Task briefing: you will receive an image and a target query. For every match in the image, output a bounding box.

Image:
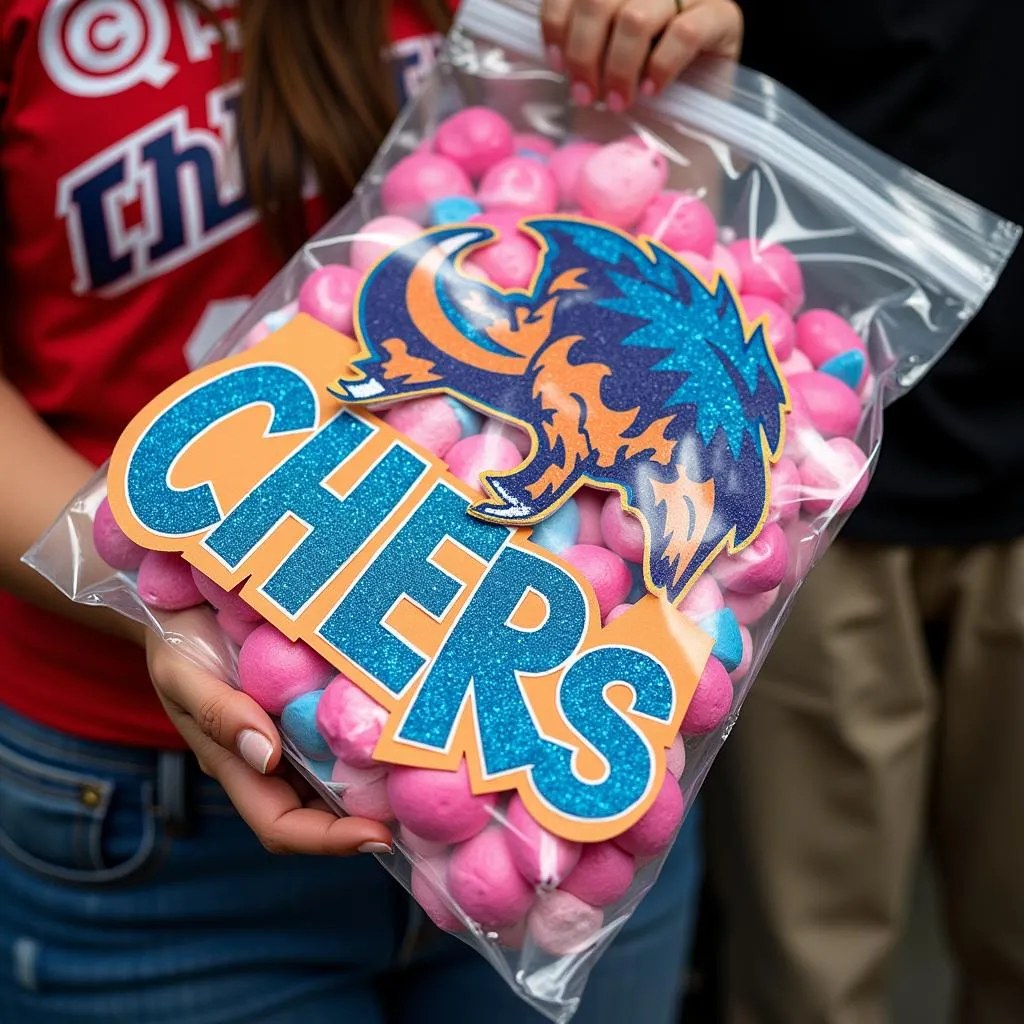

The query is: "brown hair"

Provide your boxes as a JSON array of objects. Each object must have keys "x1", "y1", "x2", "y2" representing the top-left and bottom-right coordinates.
[{"x1": 187, "y1": 0, "x2": 453, "y2": 254}]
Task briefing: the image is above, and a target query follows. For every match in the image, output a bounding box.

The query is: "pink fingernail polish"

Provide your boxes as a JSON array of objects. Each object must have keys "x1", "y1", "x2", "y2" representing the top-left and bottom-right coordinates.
[
  {"x1": 571, "y1": 81, "x2": 593, "y2": 107},
  {"x1": 546, "y1": 44, "x2": 563, "y2": 72},
  {"x1": 607, "y1": 90, "x2": 626, "y2": 113},
  {"x1": 641, "y1": 78, "x2": 657, "y2": 97},
  {"x1": 237, "y1": 729, "x2": 273, "y2": 774}
]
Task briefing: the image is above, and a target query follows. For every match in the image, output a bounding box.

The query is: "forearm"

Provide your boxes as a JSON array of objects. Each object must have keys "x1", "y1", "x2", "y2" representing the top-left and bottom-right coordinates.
[{"x1": 0, "y1": 376, "x2": 145, "y2": 644}]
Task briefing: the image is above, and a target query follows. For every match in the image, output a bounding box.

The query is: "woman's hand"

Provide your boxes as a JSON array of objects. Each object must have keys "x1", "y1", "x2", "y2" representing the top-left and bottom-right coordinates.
[
  {"x1": 147, "y1": 622, "x2": 393, "y2": 857},
  {"x1": 541, "y1": 0, "x2": 742, "y2": 109}
]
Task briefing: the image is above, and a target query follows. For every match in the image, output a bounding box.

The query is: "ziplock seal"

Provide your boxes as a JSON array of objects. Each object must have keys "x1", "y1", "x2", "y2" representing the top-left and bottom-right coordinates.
[{"x1": 454, "y1": 0, "x2": 1019, "y2": 313}]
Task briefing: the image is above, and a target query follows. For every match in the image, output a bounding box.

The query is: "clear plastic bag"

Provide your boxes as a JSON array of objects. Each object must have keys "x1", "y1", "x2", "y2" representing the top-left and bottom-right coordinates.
[{"x1": 24, "y1": 0, "x2": 1019, "y2": 1019}]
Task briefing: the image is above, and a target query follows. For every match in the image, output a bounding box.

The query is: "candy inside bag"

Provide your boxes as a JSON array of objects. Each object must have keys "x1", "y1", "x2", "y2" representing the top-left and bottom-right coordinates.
[{"x1": 26, "y1": 0, "x2": 1019, "y2": 1019}]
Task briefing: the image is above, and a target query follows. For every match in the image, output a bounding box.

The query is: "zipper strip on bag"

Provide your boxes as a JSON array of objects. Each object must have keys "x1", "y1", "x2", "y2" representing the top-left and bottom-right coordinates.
[{"x1": 454, "y1": 0, "x2": 1017, "y2": 312}]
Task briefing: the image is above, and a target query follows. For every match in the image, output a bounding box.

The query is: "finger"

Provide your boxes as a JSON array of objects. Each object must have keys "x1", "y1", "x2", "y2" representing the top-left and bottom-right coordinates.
[
  {"x1": 603, "y1": 0, "x2": 675, "y2": 109},
  {"x1": 540, "y1": 0, "x2": 574, "y2": 68},
  {"x1": 212, "y1": 747, "x2": 393, "y2": 856},
  {"x1": 147, "y1": 638, "x2": 281, "y2": 774},
  {"x1": 643, "y1": 1, "x2": 743, "y2": 94},
  {"x1": 564, "y1": 0, "x2": 623, "y2": 105}
]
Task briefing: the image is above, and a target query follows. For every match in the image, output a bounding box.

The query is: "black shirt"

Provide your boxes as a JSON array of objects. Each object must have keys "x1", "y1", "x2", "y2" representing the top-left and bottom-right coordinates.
[{"x1": 738, "y1": 0, "x2": 1024, "y2": 545}]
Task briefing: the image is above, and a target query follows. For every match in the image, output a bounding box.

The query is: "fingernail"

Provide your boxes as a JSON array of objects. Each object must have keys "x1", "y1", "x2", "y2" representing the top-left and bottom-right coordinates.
[
  {"x1": 640, "y1": 78, "x2": 657, "y2": 97},
  {"x1": 571, "y1": 81, "x2": 593, "y2": 107},
  {"x1": 546, "y1": 44, "x2": 563, "y2": 72},
  {"x1": 237, "y1": 729, "x2": 273, "y2": 774},
  {"x1": 358, "y1": 841, "x2": 394, "y2": 855},
  {"x1": 606, "y1": 90, "x2": 626, "y2": 113}
]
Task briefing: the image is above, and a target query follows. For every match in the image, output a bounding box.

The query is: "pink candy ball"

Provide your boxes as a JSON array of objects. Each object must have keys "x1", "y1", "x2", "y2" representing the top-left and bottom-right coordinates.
[
  {"x1": 298, "y1": 264, "x2": 362, "y2": 335},
  {"x1": 387, "y1": 762, "x2": 496, "y2": 844},
  {"x1": 713, "y1": 521, "x2": 788, "y2": 595},
  {"x1": 577, "y1": 138, "x2": 669, "y2": 228},
  {"x1": 726, "y1": 585, "x2": 780, "y2": 626},
  {"x1": 528, "y1": 891, "x2": 604, "y2": 956},
  {"x1": 574, "y1": 488, "x2": 605, "y2": 545},
  {"x1": 137, "y1": 551, "x2": 205, "y2": 611},
  {"x1": 399, "y1": 827, "x2": 449, "y2": 861},
  {"x1": 604, "y1": 603, "x2": 632, "y2": 624},
  {"x1": 479, "y1": 416, "x2": 531, "y2": 457},
  {"x1": 636, "y1": 191, "x2": 717, "y2": 258},
  {"x1": 350, "y1": 215, "x2": 423, "y2": 274},
  {"x1": 560, "y1": 544, "x2": 632, "y2": 621},
  {"x1": 444, "y1": 433, "x2": 523, "y2": 492},
  {"x1": 385, "y1": 395, "x2": 464, "y2": 458},
  {"x1": 666, "y1": 733, "x2": 686, "y2": 781},
  {"x1": 731, "y1": 626, "x2": 753, "y2": 681},
  {"x1": 711, "y1": 243, "x2": 743, "y2": 290},
  {"x1": 727, "y1": 240, "x2": 804, "y2": 315},
  {"x1": 599, "y1": 494, "x2": 645, "y2": 563},
  {"x1": 331, "y1": 759, "x2": 394, "y2": 822},
  {"x1": 467, "y1": 211, "x2": 541, "y2": 289},
  {"x1": 191, "y1": 567, "x2": 262, "y2": 623},
  {"x1": 549, "y1": 142, "x2": 600, "y2": 207},
  {"x1": 504, "y1": 794, "x2": 582, "y2": 888},
  {"x1": 434, "y1": 107, "x2": 515, "y2": 178},
  {"x1": 217, "y1": 606, "x2": 262, "y2": 647},
  {"x1": 799, "y1": 437, "x2": 870, "y2": 515},
  {"x1": 780, "y1": 348, "x2": 813, "y2": 378},
  {"x1": 238, "y1": 623, "x2": 334, "y2": 715},
  {"x1": 316, "y1": 674, "x2": 388, "y2": 768},
  {"x1": 562, "y1": 841, "x2": 635, "y2": 907},
  {"x1": 477, "y1": 157, "x2": 558, "y2": 216},
  {"x1": 741, "y1": 294, "x2": 796, "y2": 361},
  {"x1": 412, "y1": 863, "x2": 463, "y2": 932},
  {"x1": 681, "y1": 656, "x2": 734, "y2": 736},
  {"x1": 678, "y1": 573, "x2": 724, "y2": 622},
  {"x1": 768, "y1": 457, "x2": 802, "y2": 524},
  {"x1": 381, "y1": 152, "x2": 473, "y2": 219},
  {"x1": 781, "y1": 389, "x2": 822, "y2": 464},
  {"x1": 795, "y1": 309, "x2": 867, "y2": 373},
  {"x1": 93, "y1": 497, "x2": 145, "y2": 571},
  {"x1": 788, "y1": 372, "x2": 862, "y2": 439},
  {"x1": 448, "y1": 828, "x2": 536, "y2": 929},
  {"x1": 676, "y1": 251, "x2": 715, "y2": 282},
  {"x1": 514, "y1": 132, "x2": 557, "y2": 158},
  {"x1": 613, "y1": 771, "x2": 684, "y2": 857}
]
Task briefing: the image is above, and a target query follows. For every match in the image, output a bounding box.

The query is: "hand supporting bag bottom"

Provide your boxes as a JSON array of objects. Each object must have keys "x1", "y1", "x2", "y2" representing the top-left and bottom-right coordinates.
[{"x1": 25, "y1": 0, "x2": 1020, "y2": 1019}]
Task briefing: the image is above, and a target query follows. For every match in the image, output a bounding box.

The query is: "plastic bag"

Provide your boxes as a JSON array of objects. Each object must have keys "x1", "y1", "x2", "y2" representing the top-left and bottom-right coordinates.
[{"x1": 24, "y1": 0, "x2": 1019, "y2": 1018}]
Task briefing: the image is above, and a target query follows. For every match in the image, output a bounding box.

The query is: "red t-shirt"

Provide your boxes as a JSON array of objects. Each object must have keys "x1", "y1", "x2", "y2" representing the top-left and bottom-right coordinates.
[{"x1": 0, "y1": 0, "x2": 450, "y2": 748}]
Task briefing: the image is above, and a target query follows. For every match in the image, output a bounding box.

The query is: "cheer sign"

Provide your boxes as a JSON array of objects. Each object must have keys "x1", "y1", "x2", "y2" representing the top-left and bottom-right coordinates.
[{"x1": 108, "y1": 316, "x2": 710, "y2": 843}]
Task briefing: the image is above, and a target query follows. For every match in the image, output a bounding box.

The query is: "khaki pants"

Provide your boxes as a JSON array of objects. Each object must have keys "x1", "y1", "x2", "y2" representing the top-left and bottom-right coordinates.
[{"x1": 706, "y1": 539, "x2": 1024, "y2": 1024}]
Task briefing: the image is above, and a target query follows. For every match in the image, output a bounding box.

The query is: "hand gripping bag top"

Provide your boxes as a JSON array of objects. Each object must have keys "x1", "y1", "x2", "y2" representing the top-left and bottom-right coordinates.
[{"x1": 25, "y1": 0, "x2": 1020, "y2": 1018}]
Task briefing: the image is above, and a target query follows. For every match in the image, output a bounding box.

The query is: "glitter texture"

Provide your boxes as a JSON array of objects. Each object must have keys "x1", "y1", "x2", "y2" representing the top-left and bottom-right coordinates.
[
  {"x1": 318, "y1": 482, "x2": 508, "y2": 696},
  {"x1": 128, "y1": 365, "x2": 316, "y2": 536}
]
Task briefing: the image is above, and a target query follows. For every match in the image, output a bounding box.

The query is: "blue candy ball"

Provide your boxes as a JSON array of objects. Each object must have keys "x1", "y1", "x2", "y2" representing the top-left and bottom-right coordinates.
[
  {"x1": 529, "y1": 498, "x2": 581, "y2": 555},
  {"x1": 517, "y1": 149, "x2": 548, "y2": 163},
  {"x1": 429, "y1": 196, "x2": 484, "y2": 226},
  {"x1": 698, "y1": 607, "x2": 743, "y2": 673},
  {"x1": 281, "y1": 690, "x2": 333, "y2": 761},
  {"x1": 445, "y1": 396, "x2": 483, "y2": 438},
  {"x1": 819, "y1": 349, "x2": 867, "y2": 391}
]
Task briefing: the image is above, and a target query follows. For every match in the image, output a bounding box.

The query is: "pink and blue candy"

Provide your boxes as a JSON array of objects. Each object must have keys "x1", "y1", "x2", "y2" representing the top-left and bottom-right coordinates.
[
  {"x1": 381, "y1": 152, "x2": 473, "y2": 219},
  {"x1": 429, "y1": 196, "x2": 483, "y2": 226},
  {"x1": 529, "y1": 497, "x2": 580, "y2": 555},
  {"x1": 697, "y1": 606, "x2": 743, "y2": 673},
  {"x1": 281, "y1": 689, "x2": 333, "y2": 761},
  {"x1": 819, "y1": 349, "x2": 868, "y2": 391}
]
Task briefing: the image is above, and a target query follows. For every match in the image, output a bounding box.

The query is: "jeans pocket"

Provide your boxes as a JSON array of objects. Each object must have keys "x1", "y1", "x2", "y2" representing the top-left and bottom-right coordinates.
[{"x1": 0, "y1": 733, "x2": 159, "y2": 884}]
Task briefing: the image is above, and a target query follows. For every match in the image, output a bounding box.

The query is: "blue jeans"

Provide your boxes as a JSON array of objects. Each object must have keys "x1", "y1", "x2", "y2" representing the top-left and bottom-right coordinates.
[{"x1": 0, "y1": 704, "x2": 702, "y2": 1023}]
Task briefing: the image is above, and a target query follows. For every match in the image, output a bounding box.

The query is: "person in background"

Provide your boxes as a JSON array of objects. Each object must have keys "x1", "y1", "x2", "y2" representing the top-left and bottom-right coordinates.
[
  {"x1": 0, "y1": 0, "x2": 740, "y2": 1020},
  {"x1": 698, "y1": 2, "x2": 1024, "y2": 1022}
]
